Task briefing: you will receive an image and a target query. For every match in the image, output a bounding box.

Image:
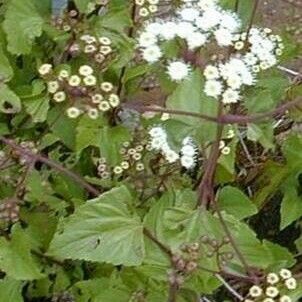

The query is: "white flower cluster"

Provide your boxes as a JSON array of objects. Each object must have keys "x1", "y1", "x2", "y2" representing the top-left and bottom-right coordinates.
[
  {"x1": 137, "y1": 0, "x2": 241, "y2": 81},
  {"x1": 135, "y1": 0, "x2": 159, "y2": 18},
  {"x1": 180, "y1": 137, "x2": 198, "y2": 169},
  {"x1": 204, "y1": 28, "x2": 283, "y2": 104},
  {"x1": 148, "y1": 127, "x2": 198, "y2": 169},
  {"x1": 38, "y1": 64, "x2": 119, "y2": 119},
  {"x1": 137, "y1": 0, "x2": 283, "y2": 100},
  {"x1": 245, "y1": 269, "x2": 297, "y2": 302}
]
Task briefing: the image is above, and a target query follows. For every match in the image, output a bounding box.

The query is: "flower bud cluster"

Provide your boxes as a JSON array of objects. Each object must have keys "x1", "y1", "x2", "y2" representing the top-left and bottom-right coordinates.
[
  {"x1": 97, "y1": 141, "x2": 146, "y2": 179},
  {"x1": 51, "y1": 9, "x2": 79, "y2": 33},
  {"x1": 0, "y1": 197, "x2": 20, "y2": 224},
  {"x1": 135, "y1": 0, "x2": 159, "y2": 18},
  {"x1": 38, "y1": 64, "x2": 119, "y2": 119},
  {"x1": 246, "y1": 269, "x2": 298, "y2": 302},
  {"x1": 73, "y1": 34, "x2": 114, "y2": 66}
]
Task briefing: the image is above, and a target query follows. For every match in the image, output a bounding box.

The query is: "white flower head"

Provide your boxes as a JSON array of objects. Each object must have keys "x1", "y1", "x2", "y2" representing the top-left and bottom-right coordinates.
[
  {"x1": 164, "y1": 149, "x2": 180, "y2": 163},
  {"x1": 204, "y1": 65, "x2": 220, "y2": 80},
  {"x1": 138, "y1": 32, "x2": 157, "y2": 48},
  {"x1": 249, "y1": 285, "x2": 263, "y2": 297},
  {"x1": 167, "y1": 61, "x2": 191, "y2": 82},
  {"x1": 149, "y1": 126, "x2": 167, "y2": 138},
  {"x1": 181, "y1": 155, "x2": 195, "y2": 169},
  {"x1": 266, "y1": 273, "x2": 279, "y2": 285},
  {"x1": 160, "y1": 21, "x2": 177, "y2": 40},
  {"x1": 108, "y1": 94, "x2": 120, "y2": 107},
  {"x1": 178, "y1": 7, "x2": 200, "y2": 22},
  {"x1": 142, "y1": 45, "x2": 162, "y2": 63},
  {"x1": 68, "y1": 75, "x2": 81, "y2": 87},
  {"x1": 53, "y1": 91, "x2": 66, "y2": 103},
  {"x1": 285, "y1": 277, "x2": 297, "y2": 290},
  {"x1": 47, "y1": 81, "x2": 59, "y2": 94},
  {"x1": 181, "y1": 145, "x2": 196, "y2": 157},
  {"x1": 221, "y1": 146, "x2": 231, "y2": 155},
  {"x1": 265, "y1": 286, "x2": 279, "y2": 298},
  {"x1": 222, "y1": 89, "x2": 240, "y2": 104},
  {"x1": 67, "y1": 107, "x2": 81, "y2": 118},
  {"x1": 204, "y1": 80, "x2": 223, "y2": 98},
  {"x1": 280, "y1": 295, "x2": 292, "y2": 302},
  {"x1": 279, "y1": 269, "x2": 292, "y2": 280},
  {"x1": 83, "y1": 75, "x2": 97, "y2": 86},
  {"x1": 79, "y1": 65, "x2": 94, "y2": 76},
  {"x1": 186, "y1": 32, "x2": 207, "y2": 50},
  {"x1": 39, "y1": 64, "x2": 52, "y2": 75}
]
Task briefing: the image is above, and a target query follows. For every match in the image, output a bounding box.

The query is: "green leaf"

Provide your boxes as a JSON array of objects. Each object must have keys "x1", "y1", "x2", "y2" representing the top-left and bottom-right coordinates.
[
  {"x1": 24, "y1": 96, "x2": 49, "y2": 123},
  {"x1": 218, "y1": 186, "x2": 258, "y2": 220},
  {"x1": 247, "y1": 123, "x2": 274, "y2": 150},
  {"x1": 280, "y1": 186, "x2": 302, "y2": 230},
  {"x1": 48, "y1": 186, "x2": 145, "y2": 266},
  {"x1": 0, "y1": 45, "x2": 13, "y2": 82},
  {"x1": 99, "y1": 126, "x2": 131, "y2": 166},
  {"x1": 283, "y1": 134, "x2": 302, "y2": 168},
  {"x1": 3, "y1": 0, "x2": 43, "y2": 55},
  {"x1": 76, "y1": 116, "x2": 104, "y2": 154},
  {"x1": 0, "y1": 83, "x2": 21, "y2": 113},
  {"x1": 0, "y1": 224, "x2": 44, "y2": 280},
  {"x1": 0, "y1": 278, "x2": 24, "y2": 302}
]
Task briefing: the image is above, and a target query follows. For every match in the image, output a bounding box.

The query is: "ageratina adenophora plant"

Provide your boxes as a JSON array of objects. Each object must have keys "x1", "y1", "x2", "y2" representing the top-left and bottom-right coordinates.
[{"x1": 0, "y1": 0, "x2": 301, "y2": 301}]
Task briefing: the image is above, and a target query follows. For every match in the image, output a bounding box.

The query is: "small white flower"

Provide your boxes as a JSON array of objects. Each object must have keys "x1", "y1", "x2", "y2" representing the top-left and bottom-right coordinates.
[
  {"x1": 234, "y1": 41, "x2": 245, "y2": 50},
  {"x1": 121, "y1": 161, "x2": 130, "y2": 169},
  {"x1": 99, "y1": 36, "x2": 111, "y2": 45},
  {"x1": 150, "y1": 137, "x2": 166, "y2": 150},
  {"x1": 58, "y1": 69, "x2": 69, "y2": 79},
  {"x1": 226, "y1": 129, "x2": 235, "y2": 139},
  {"x1": 164, "y1": 149, "x2": 179, "y2": 163},
  {"x1": 265, "y1": 286, "x2": 279, "y2": 298},
  {"x1": 139, "y1": 7, "x2": 149, "y2": 17},
  {"x1": 38, "y1": 64, "x2": 52, "y2": 75},
  {"x1": 176, "y1": 22, "x2": 195, "y2": 39},
  {"x1": 222, "y1": 89, "x2": 240, "y2": 104},
  {"x1": 219, "y1": 140, "x2": 226, "y2": 149},
  {"x1": 220, "y1": 12, "x2": 240, "y2": 32},
  {"x1": 161, "y1": 113, "x2": 170, "y2": 121},
  {"x1": 266, "y1": 273, "x2": 279, "y2": 285},
  {"x1": 100, "y1": 45, "x2": 112, "y2": 55},
  {"x1": 149, "y1": 127, "x2": 166, "y2": 138},
  {"x1": 83, "y1": 75, "x2": 97, "y2": 86},
  {"x1": 204, "y1": 65, "x2": 220, "y2": 80},
  {"x1": 181, "y1": 155, "x2": 195, "y2": 169},
  {"x1": 87, "y1": 108, "x2": 99, "y2": 119},
  {"x1": 135, "y1": 0, "x2": 144, "y2": 5},
  {"x1": 138, "y1": 32, "x2": 157, "y2": 47},
  {"x1": 68, "y1": 75, "x2": 81, "y2": 87},
  {"x1": 92, "y1": 94, "x2": 103, "y2": 103},
  {"x1": 280, "y1": 295, "x2": 292, "y2": 302},
  {"x1": 142, "y1": 45, "x2": 162, "y2": 63},
  {"x1": 279, "y1": 269, "x2": 292, "y2": 279},
  {"x1": 178, "y1": 7, "x2": 200, "y2": 22},
  {"x1": 221, "y1": 146, "x2": 231, "y2": 155},
  {"x1": 113, "y1": 166, "x2": 123, "y2": 175},
  {"x1": 101, "y1": 82, "x2": 113, "y2": 92},
  {"x1": 249, "y1": 285, "x2": 263, "y2": 297},
  {"x1": 108, "y1": 94, "x2": 120, "y2": 107},
  {"x1": 227, "y1": 74, "x2": 243, "y2": 90},
  {"x1": 186, "y1": 32, "x2": 207, "y2": 50},
  {"x1": 84, "y1": 44, "x2": 97, "y2": 53},
  {"x1": 148, "y1": 0, "x2": 159, "y2": 4},
  {"x1": 167, "y1": 61, "x2": 190, "y2": 82},
  {"x1": 204, "y1": 80, "x2": 223, "y2": 98},
  {"x1": 215, "y1": 28, "x2": 234, "y2": 46},
  {"x1": 160, "y1": 21, "x2": 177, "y2": 40},
  {"x1": 145, "y1": 22, "x2": 162, "y2": 36},
  {"x1": 53, "y1": 91, "x2": 66, "y2": 103},
  {"x1": 79, "y1": 65, "x2": 94, "y2": 76},
  {"x1": 136, "y1": 163, "x2": 145, "y2": 171},
  {"x1": 197, "y1": 0, "x2": 218, "y2": 11},
  {"x1": 148, "y1": 4, "x2": 158, "y2": 13},
  {"x1": 263, "y1": 299, "x2": 274, "y2": 302},
  {"x1": 66, "y1": 107, "x2": 81, "y2": 118},
  {"x1": 98, "y1": 101, "x2": 111, "y2": 112},
  {"x1": 285, "y1": 277, "x2": 297, "y2": 290},
  {"x1": 181, "y1": 145, "x2": 196, "y2": 157},
  {"x1": 47, "y1": 81, "x2": 59, "y2": 93}
]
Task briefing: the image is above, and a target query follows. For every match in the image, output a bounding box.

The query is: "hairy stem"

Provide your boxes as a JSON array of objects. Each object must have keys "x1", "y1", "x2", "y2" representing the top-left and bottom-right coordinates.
[{"x1": 0, "y1": 137, "x2": 101, "y2": 197}]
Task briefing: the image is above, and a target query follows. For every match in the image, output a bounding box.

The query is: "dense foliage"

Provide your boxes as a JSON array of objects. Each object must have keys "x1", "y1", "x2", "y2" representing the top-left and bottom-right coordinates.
[{"x1": 0, "y1": 0, "x2": 301, "y2": 301}]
